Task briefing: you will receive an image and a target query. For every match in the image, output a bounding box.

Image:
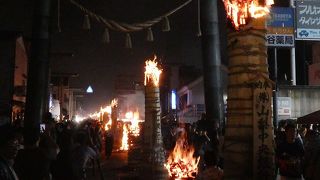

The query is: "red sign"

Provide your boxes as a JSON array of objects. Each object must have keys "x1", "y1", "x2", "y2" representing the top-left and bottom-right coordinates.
[{"x1": 309, "y1": 63, "x2": 320, "y2": 85}]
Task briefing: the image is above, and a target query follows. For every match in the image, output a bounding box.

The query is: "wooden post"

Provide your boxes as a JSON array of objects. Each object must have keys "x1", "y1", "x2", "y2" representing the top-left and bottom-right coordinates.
[
  {"x1": 144, "y1": 83, "x2": 165, "y2": 165},
  {"x1": 224, "y1": 17, "x2": 275, "y2": 179}
]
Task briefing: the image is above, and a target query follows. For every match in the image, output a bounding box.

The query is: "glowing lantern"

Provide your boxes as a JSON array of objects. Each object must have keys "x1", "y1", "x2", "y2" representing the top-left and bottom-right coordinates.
[
  {"x1": 144, "y1": 56, "x2": 162, "y2": 87},
  {"x1": 223, "y1": 0, "x2": 274, "y2": 29},
  {"x1": 164, "y1": 133, "x2": 200, "y2": 179}
]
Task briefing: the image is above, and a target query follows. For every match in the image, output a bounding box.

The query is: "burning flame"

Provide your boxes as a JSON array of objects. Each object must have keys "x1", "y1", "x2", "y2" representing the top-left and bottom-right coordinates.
[
  {"x1": 101, "y1": 105, "x2": 112, "y2": 114},
  {"x1": 224, "y1": 0, "x2": 274, "y2": 29},
  {"x1": 104, "y1": 119, "x2": 112, "y2": 131},
  {"x1": 164, "y1": 133, "x2": 200, "y2": 179},
  {"x1": 120, "y1": 124, "x2": 129, "y2": 151},
  {"x1": 144, "y1": 55, "x2": 162, "y2": 87},
  {"x1": 122, "y1": 110, "x2": 141, "y2": 136},
  {"x1": 111, "y1": 98, "x2": 118, "y2": 108}
]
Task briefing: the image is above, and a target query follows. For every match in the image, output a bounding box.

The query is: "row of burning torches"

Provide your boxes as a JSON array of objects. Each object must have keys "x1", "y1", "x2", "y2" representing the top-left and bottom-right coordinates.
[
  {"x1": 87, "y1": 0, "x2": 275, "y2": 173},
  {"x1": 84, "y1": 57, "x2": 200, "y2": 179}
]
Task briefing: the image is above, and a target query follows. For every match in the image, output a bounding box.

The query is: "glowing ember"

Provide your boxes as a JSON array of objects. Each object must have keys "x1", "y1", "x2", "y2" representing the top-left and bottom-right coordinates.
[
  {"x1": 144, "y1": 55, "x2": 162, "y2": 87},
  {"x1": 224, "y1": 0, "x2": 274, "y2": 29},
  {"x1": 164, "y1": 133, "x2": 200, "y2": 179},
  {"x1": 120, "y1": 124, "x2": 129, "y2": 151}
]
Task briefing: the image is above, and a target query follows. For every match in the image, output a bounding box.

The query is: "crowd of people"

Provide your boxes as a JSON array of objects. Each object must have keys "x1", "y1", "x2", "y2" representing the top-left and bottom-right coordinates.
[
  {"x1": 1, "y1": 112, "x2": 320, "y2": 180},
  {"x1": 0, "y1": 114, "x2": 106, "y2": 180},
  {"x1": 162, "y1": 116, "x2": 320, "y2": 180},
  {"x1": 275, "y1": 120, "x2": 320, "y2": 180}
]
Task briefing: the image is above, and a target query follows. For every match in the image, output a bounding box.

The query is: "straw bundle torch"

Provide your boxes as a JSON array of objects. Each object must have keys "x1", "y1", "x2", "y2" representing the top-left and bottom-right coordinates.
[
  {"x1": 144, "y1": 56, "x2": 165, "y2": 165},
  {"x1": 223, "y1": 0, "x2": 275, "y2": 179}
]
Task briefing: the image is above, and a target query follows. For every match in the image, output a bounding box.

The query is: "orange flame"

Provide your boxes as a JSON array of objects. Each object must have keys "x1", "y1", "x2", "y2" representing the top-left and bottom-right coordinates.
[
  {"x1": 164, "y1": 133, "x2": 200, "y2": 179},
  {"x1": 123, "y1": 110, "x2": 141, "y2": 136},
  {"x1": 104, "y1": 119, "x2": 112, "y2": 131},
  {"x1": 144, "y1": 55, "x2": 162, "y2": 87},
  {"x1": 89, "y1": 105, "x2": 112, "y2": 120},
  {"x1": 120, "y1": 124, "x2": 129, "y2": 151},
  {"x1": 224, "y1": 0, "x2": 274, "y2": 29},
  {"x1": 111, "y1": 98, "x2": 118, "y2": 108}
]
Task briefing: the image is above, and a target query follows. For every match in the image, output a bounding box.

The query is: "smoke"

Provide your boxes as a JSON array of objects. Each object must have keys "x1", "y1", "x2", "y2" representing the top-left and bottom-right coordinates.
[{"x1": 118, "y1": 90, "x2": 145, "y2": 120}]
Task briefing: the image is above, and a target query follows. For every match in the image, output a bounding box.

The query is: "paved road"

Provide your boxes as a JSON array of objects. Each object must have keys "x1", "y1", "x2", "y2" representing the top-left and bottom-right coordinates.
[
  {"x1": 87, "y1": 151, "x2": 138, "y2": 180},
  {"x1": 87, "y1": 149, "x2": 169, "y2": 180}
]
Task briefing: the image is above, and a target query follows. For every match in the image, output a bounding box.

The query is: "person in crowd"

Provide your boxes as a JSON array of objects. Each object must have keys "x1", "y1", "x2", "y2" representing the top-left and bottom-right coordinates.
[
  {"x1": 197, "y1": 150, "x2": 223, "y2": 180},
  {"x1": 303, "y1": 129, "x2": 320, "y2": 180},
  {"x1": 276, "y1": 123, "x2": 304, "y2": 180},
  {"x1": 51, "y1": 128, "x2": 75, "y2": 180},
  {"x1": 0, "y1": 125, "x2": 20, "y2": 180},
  {"x1": 71, "y1": 131, "x2": 97, "y2": 180},
  {"x1": 14, "y1": 130, "x2": 51, "y2": 180},
  {"x1": 105, "y1": 129, "x2": 114, "y2": 159}
]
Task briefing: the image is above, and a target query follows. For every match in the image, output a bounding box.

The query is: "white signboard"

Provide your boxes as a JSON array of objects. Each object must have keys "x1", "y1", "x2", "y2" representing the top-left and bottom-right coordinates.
[
  {"x1": 277, "y1": 97, "x2": 291, "y2": 116},
  {"x1": 266, "y1": 34, "x2": 294, "y2": 47},
  {"x1": 296, "y1": 0, "x2": 320, "y2": 40}
]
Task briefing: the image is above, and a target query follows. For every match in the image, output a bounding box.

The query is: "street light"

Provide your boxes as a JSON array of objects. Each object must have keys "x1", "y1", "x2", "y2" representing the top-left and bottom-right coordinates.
[{"x1": 86, "y1": 85, "x2": 93, "y2": 93}]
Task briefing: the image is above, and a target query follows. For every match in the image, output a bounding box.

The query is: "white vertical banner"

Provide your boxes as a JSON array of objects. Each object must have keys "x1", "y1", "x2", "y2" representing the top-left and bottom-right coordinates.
[{"x1": 252, "y1": 77, "x2": 275, "y2": 179}]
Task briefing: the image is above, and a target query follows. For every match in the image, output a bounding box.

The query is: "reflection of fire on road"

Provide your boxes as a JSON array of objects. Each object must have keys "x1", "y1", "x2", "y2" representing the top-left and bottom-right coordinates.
[
  {"x1": 120, "y1": 124, "x2": 129, "y2": 151},
  {"x1": 164, "y1": 133, "x2": 200, "y2": 179}
]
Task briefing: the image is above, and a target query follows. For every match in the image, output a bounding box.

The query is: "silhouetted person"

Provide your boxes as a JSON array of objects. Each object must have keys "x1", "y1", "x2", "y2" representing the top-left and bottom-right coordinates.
[
  {"x1": 197, "y1": 150, "x2": 223, "y2": 180},
  {"x1": 276, "y1": 123, "x2": 304, "y2": 179},
  {"x1": 14, "y1": 130, "x2": 51, "y2": 180},
  {"x1": 0, "y1": 125, "x2": 20, "y2": 180},
  {"x1": 52, "y1": 129, "x2": 75, "y2": 180},
  {"x1": 71, "y1": 131, "x2": 97, "y2": 180},
  {"x1": 105, "y1": 130, "x2": 114, "y2": 159}
]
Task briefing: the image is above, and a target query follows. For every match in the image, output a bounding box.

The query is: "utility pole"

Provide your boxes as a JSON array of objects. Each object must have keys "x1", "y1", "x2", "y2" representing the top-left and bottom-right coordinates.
[
  {"x1": 24, "y1": 0, "x2": 51, "y2": 144},
  {"x1": 200, "y1": 0, "x2": 223, "y2": 165},
  {"x1": 0, "y1": 31, "x2": 18, "y2": 126}
]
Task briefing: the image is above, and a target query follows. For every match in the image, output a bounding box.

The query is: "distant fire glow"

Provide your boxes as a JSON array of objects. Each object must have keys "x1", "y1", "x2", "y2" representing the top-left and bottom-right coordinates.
[
  {"x1": 111, "y1": 98, "x2": 118, "y2": 108},
  {"x1": 223, "y1": 0, "x2": 274, "y2": 29},
  {"x1": 122, "y1": 110, "x2": 142, "y2": 137},
  {"x1": 164, "y1": 133, "x2": 200, "y2": 179},
  {"x1": 144, "y1": 56, "x2": 162, "y2": 87},
  {"x1": 75, "y1": 115, "x2": 85, "y2": 123},
  {"x1": 104, "y1": 119, "x2": 112, "y2": 131},
  {"x1": 120, "y1": 124, "x2": 129, "y2": 151}
]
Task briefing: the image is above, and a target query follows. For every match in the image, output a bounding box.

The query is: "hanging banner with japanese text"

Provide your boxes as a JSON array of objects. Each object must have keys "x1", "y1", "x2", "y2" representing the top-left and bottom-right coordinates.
[
  {"x1": 296, "y1": 0, "x2": 320, "y2": 40},
  {"x1": 266, "y1": 7, "x2": 294, "y2": 47},
  {"x1": 252, "y1": 77, "x2": 275, "y2": 179}
]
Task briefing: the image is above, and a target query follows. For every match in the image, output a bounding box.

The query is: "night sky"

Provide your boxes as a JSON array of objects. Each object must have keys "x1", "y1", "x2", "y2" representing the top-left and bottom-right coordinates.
[
  {"x1": 1, "y1": 0, "x2": 299, "y2": 113},
  {"x1": 1, "y1": 0, "x2": 203, "y2": 112}
]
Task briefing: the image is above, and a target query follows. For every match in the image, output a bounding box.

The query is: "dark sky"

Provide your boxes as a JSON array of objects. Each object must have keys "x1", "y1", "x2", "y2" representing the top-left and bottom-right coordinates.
[
  {"x1": 1, "y1": 0, "x2": 296, "y2": 113},
  {"x1": 1, "y1": 0, "x2": 203, "y2": 112}
]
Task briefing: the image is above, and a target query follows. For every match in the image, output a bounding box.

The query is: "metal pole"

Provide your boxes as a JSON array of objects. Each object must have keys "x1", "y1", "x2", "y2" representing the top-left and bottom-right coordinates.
[
  {"x1": 291, "y1": 48, "x2": 296, "y2": 85},
  {"x1": 200, "y1": 0, "x2": 223, "y2": 165},
  {"x1": 290, "y1": 0, "x2": 296, "y2": 85},
  {"x1": 273, "y1": 48, "x2": 278, "y2": 129},
  {"x1": 24, "y1": 0, "x2": 51, "y2": 145},
  {"x1": 0, "y1": 32, "x2": 17, "y2": 126}
]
